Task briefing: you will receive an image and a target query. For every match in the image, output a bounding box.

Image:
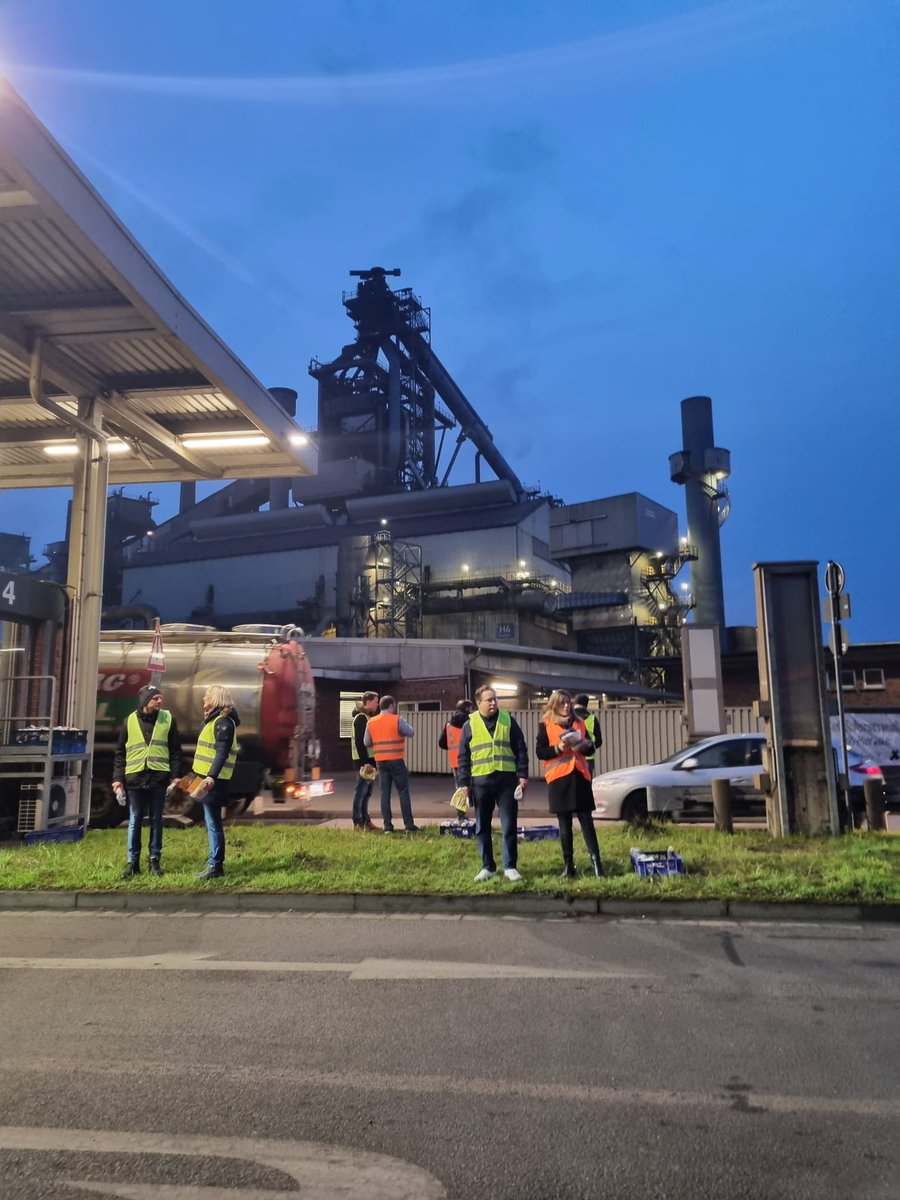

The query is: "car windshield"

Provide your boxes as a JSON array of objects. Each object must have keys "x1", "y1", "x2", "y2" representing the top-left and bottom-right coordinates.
[{"x1": 656, "y1": 747, "x2": 694, "y2": 765}]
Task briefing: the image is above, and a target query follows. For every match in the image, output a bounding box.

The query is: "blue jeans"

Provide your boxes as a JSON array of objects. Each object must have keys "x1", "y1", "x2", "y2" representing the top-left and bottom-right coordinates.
[
  {"x1": 126, "y1": 784, "x2": 166, "y2": 863},
  {"x1": 472, "y1": 773, "x2": 519, "y2": 871},
  {"x1": 351, "y1": 773, "x2": 373, "y2": 825},
  {"x1": 202, "y1": 778, "x2": 229, "y2": 867},
  {"x1": 378, "y1": 760, "x2": 415, "y2": 830}
]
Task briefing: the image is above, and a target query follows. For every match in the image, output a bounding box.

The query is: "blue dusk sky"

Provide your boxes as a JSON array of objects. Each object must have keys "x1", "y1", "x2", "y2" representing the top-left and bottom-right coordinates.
[{"x1": 0, "y1": 0, "x2": 897, "y2": 640}]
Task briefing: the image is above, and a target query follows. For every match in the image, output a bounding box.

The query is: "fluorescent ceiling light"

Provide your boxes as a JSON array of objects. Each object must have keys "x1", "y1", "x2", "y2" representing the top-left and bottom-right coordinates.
[
  {"x1": 43, "y1": 439, "x2": 131, "y2": 457},
  {"x1": 0, "y1": 188, "x2": 36, "y2": 208},
  {"x1": 289, "y1": 432, "x2": 309, "y2": 446},
  {"x1": 490, "y1": 680, "x2": 519, "y2": 694},
  {"x1": 181, "y1": 434, "x2": 270, "y2": 450}
]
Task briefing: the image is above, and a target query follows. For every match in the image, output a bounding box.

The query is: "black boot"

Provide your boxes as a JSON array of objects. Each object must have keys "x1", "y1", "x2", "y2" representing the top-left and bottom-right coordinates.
[
  {"x1": 196, "y1": 865, "x2": 224, "y2": 880},
  {"x1": 120, "y1": 862, "x2": 140, "y2": 880},
  {"x1": 149, "y1": 858, "x2": 162, "y2": 877},
  {"x1": 560, "y1": 859, "x2": 577, "y2": 880},
  {"x1": 590, "y1": 854, "x2": 603, "y2": 878}
]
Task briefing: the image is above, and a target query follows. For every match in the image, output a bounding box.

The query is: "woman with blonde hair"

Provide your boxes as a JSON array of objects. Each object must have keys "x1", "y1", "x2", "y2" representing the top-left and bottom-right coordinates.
[
  {"x1": 535, "y1": 690, "x2": 602, "y2": 879},
  {"x1": 191, "y1": 684, "x2": 240, "y2": 879}
]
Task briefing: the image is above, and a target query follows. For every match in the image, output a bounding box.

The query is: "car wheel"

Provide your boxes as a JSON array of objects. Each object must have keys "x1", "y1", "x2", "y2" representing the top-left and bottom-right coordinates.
[{"x1": 621, "y1": 789, "x2": 649, "y2": 826}]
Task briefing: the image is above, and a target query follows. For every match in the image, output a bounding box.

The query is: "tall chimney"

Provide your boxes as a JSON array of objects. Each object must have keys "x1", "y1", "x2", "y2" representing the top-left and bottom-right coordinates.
[{"x1": 669, "y1": 396, "x2": 730, "y2": 649}]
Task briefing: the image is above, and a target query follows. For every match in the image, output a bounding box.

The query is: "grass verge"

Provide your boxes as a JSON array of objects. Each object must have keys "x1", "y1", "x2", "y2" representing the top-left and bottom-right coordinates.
[{"x1": 0, "y1": 823, "x2": 897, "y2": 903}]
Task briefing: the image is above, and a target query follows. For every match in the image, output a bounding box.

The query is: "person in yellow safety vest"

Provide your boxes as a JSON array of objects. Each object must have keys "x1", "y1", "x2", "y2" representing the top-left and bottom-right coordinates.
[
  {"x1": 364, "y1": 694, "x2": 419, "y2": 833},
  {"x1": 438, "y1": 699, "x2": 476, "y2": 786},
  {"x1": 456, "y1": 685, "x2": 530, "y2": 883},
  {"x1": 573, "y1": 694, "x2": 603, "y2": 776},
  {"x1": 536, "y1": 690, "x2": 603, "y2": 879},
  {"x1": 351, "y1": 690, "x2": 380, "y2": 831},
  {"x1": 112, "y1": 684, "x2": 184, "y2": 879},
  {"x1": 191, "y1": 684, "x2": 240, "y2": 879}
]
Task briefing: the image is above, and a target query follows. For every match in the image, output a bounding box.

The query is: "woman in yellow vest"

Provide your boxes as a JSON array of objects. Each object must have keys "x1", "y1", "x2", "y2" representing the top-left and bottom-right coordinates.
[
  {"x1": 192, "y1": 684, "x2": 240, "y2": 879},
  {"x1": 535, "y1": 690, "x2": 603, "y2": 879}
]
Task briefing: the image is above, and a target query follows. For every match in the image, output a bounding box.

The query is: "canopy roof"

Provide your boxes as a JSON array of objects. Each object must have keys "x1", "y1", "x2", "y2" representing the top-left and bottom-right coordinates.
[{"x1": 0, "y1": 81, "x2": 316, "y2": 487}]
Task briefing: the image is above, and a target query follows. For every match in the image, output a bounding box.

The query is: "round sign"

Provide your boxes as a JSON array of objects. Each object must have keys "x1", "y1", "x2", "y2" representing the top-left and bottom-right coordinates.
[{"x1": 824, "y1": 560, "x2": 844, "y2": 594}]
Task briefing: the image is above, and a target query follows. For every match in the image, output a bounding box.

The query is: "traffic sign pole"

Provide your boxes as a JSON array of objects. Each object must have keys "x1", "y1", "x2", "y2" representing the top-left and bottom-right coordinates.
[{"x1": 824, "y1": 561, "x2": 852, "y2": 830}]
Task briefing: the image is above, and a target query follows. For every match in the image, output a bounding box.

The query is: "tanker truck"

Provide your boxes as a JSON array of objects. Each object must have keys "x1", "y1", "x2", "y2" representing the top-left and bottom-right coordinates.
[{"x1": 90, "y1": 623, "x2": 331, "y2": 827}]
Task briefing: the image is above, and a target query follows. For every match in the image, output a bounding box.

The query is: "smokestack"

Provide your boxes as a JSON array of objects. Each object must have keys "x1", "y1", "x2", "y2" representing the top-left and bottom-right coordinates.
[
  {"x1": 669, "y1": 396, "x2": 730, "y2": 649},
  {"x1": 267, "y1": 387, "x2": 299, "y2": 509}
]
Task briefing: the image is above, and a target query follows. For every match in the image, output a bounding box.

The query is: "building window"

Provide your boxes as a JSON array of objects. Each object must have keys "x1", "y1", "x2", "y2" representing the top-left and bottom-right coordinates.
[
  {"x1": 862, "y1": 668, "x2": 886, "y2": 691},
  {"x1": 840, "y1": 669, "x2": 856, "y2": 691},
  {"x1": 339, "y1": 691, "x2": 359, "y2": 738}
]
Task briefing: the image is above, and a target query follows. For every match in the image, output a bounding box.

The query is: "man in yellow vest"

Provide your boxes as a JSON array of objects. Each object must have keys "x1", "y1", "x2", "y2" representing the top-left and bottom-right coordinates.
[
  {"x1": 364, "y1": 694, "x2": 419, "y2": 833},
  {"x1": 457, "y1": 685, "x2": 529, "y2": 882},
  {"x1": 112, "y1": 684, "x2": 184, "y2": 879},
  {"x1": 573, "y1": 694, "x2": 603, "y2": 776}
]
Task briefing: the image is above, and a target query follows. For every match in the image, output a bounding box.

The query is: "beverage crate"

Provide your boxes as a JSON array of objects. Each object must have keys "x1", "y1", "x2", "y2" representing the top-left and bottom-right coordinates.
[
  {"x1": 11, "y1": 727, "x2": 87, "y2": 753},
  {"x1": 24, "y1": 820, "x2": 86, "y2": 846},
  {"x1": 517, "y1": 824, "x2": 560, "y2": 842},
  {"x1": 13, "y1": 725, "x2": 50, "y2": 746},
  {"x1": 630, "y1": 847, "x2": 685, "y2": 878},
  {"x1": 439, "y1": 819, "x2": 477, "y2": 839}
]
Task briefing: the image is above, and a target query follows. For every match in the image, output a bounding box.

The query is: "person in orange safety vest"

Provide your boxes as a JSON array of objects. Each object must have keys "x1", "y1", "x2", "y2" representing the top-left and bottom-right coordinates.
[
  {"x1": 439, "y1": 699, "x2": 476, "y2": 786},
  {"x1": 364, "y1": 694, "x2": 419, "y2": 833},
  {"x1": 535, "y1": 689, "x2": 603, "y2": 880}
]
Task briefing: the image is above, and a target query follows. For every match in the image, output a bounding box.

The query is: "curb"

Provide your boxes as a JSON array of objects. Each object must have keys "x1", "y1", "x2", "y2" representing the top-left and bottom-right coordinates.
[{"x1": 0, "y1": 889, "x2": 898, "y2": 923}]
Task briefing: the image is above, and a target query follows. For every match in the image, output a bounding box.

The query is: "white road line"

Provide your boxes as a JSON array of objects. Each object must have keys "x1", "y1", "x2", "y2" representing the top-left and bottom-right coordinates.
[
  {"x1": 6, "y1": 1059, "x2": 899, "y2": 1121},
  {"x1": 0, "y1": 1124, "x2": 446, "y2": 1199},
  {"x1": 0, "y1": 951, "x2": 648, "y2": 980}
]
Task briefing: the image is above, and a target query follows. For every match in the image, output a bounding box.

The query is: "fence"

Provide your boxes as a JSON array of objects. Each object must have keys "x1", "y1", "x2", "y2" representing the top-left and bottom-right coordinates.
[{"x1": 403, "y1": 705, "x2": 764, "y2": 778}]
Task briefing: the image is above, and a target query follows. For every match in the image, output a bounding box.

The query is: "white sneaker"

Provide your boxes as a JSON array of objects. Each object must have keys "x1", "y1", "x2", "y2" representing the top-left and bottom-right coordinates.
[
  {"x1": 503, "y1": 868, "x2": 522, "y2": 882},
  {"x1": 474, "y1": 868, "x2": 496, "y2": 883}
]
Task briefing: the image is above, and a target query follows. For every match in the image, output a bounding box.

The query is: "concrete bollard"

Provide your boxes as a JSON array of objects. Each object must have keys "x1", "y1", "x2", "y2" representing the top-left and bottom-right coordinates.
[
  {"x1": 712, "y1": 778, "x2": 733, "y2": 833},
  {"x1": 863, "y1": 778, "x2": 887, "y2": 832}
]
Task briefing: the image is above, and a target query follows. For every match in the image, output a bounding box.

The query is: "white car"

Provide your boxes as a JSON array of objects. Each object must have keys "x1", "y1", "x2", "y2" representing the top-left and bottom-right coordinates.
[
  {"x1": 592, "y1": 733, "x2": 884, "y2": 824},
  {"x1": 592, "y1": 733, "x2": 766, "y2": 824}
]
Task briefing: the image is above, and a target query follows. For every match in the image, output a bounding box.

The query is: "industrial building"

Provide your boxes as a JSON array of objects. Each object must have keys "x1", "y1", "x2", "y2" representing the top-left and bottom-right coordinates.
[{"x1": 106, "y1": 268, "x2": 719, "y2": 697}]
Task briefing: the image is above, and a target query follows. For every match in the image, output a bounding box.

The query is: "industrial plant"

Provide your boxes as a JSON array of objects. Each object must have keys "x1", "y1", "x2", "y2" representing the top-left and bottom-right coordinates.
[{"x1": 33, "y1": 267, "x2": 734, "y2": 697}]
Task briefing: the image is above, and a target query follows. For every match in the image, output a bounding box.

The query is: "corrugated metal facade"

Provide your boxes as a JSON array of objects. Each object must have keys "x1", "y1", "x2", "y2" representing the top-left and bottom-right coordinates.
[{"x1": 397, "y1": 706, "x2": 765, "y2": 779}]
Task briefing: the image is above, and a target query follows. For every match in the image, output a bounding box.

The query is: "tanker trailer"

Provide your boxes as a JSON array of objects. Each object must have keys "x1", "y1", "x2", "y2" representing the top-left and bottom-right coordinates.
[{"x1": 91, "y1": 624, "x2": 330, "y2": 827}]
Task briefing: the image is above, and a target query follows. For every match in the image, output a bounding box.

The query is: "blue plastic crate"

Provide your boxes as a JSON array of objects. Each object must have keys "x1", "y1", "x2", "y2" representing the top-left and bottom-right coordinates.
[
  {"x1": 439, "y1": 819, "x2": 477, "y2": 839},
  {"x1": 630, "y1": 847, "x2": 685, "y2": 878},
  {"x1": 24, "y1": 821, "x2": 86, "y2": 846},
  {"x1": 517, "y1": 824, "x2": 560, "y2": 842}
]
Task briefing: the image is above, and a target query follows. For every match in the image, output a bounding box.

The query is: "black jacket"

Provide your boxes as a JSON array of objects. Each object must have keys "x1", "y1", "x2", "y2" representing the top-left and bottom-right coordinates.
[
  {"x1": 352, "y1": 710, "x2": 373, "y2": 766},
  {"x1": 198, "y1": 706, "x2": 242, "y2": 779},
  {"x1": 113, "y1": 707, "x2": 184, "y2": 789},
  {"x1": 438, "y1": 707, "x2": 469, "y2": 750},
  {"x1": 573, "y1": 706, "x2": 602, "y2": 754}
]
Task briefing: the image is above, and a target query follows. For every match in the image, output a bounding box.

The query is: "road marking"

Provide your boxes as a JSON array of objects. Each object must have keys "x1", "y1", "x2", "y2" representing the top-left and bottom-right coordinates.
[
  {"x1": 0, "y1": 951, "x2": 648, "y2": 981},
  {"x1": 6, "y1": 1060, "x2": 899, "y2": 1121},
  {"x1": 0, "y1": 1124, "x2": 445, "y2": 1199}
]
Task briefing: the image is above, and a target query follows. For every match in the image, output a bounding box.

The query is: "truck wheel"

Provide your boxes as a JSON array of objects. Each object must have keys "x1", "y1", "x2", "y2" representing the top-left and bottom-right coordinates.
[
  {"x1": 90, "y1": 783, "x2": 124, "y2": 829},
  {"x1": 164, "y1": 787, "x2": 202, "y2": 824},
  {"x1": 621, "y1": 790, "x2": 649, "y2": 826}
]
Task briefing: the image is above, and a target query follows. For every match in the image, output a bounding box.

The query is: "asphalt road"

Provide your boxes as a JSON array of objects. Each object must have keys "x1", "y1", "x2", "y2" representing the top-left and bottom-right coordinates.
[{"x1": 1, "y1": 911, "x2": 897, "y2": 1199}]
